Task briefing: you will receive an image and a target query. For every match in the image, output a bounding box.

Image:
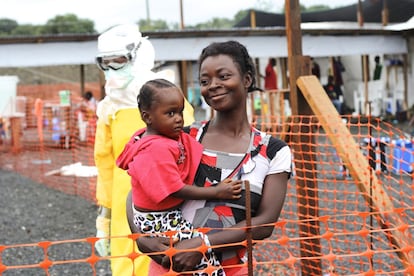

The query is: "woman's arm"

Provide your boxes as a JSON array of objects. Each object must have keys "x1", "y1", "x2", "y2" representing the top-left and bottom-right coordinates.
[
  {"x1": 171, "y1": 172, "x2": 289, "y2": 271},
  {"x1": 126, "y1": 191, "x2": 172, "y2": 265}
]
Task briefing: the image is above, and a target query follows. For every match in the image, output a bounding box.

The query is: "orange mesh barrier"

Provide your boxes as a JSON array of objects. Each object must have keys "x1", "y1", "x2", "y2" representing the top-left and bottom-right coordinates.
[
  {"x1": 1, "y1": 96, "x2": 97, "y2": 202},
  {"x1": 1, "y1": 92, "x2": 413, "y2": 275}
]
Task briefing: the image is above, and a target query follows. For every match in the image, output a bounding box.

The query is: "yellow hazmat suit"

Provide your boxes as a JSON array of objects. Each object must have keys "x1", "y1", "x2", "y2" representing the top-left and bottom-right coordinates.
[{"x1": 94, "y1": 24, "x2": 194, "y2": 275}]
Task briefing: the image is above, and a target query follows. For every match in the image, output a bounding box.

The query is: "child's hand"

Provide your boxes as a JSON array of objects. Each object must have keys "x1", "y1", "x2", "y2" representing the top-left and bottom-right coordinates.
[{"x1": 215, "y1": 178, "x2": 242, "y2": 199}]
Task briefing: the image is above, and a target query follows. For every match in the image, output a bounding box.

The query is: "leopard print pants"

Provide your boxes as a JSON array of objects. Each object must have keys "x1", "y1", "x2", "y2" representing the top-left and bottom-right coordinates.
[{"x1": 133, "y1": 207, "x2": 225, "y2": 275}]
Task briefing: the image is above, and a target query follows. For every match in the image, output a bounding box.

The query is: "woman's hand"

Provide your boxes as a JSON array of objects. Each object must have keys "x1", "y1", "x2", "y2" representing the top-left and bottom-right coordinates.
[
  {"x1": 137, "y1": 236, "x2": 172, "y2": 265},
  {"x1": 168, "y1": 236, "x2": 204, "y2": 272}
]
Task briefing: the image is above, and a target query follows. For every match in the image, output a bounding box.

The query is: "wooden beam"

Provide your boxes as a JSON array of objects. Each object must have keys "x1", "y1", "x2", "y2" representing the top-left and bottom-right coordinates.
[
  {"x1": 297, "y1": 75, "x2": 414, "y2": 271},
  {"x1": 285, "y1": 0, "x2": 321, "y2": 274}
]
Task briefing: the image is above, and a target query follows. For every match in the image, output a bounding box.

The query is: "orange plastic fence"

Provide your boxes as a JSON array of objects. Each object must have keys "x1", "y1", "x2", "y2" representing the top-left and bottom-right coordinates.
[{"x1": 0, "y1": 93, "x2": 413, "y2": 275}]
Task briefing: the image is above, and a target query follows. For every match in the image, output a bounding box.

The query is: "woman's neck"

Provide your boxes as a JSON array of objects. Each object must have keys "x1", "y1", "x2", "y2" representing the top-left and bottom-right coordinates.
[
  {"x1": 210, "y1": 113, "x2": 251, "y2": 137},
  {"x1": 201, "y1": 111, "x2": 251, "y2": 153}
]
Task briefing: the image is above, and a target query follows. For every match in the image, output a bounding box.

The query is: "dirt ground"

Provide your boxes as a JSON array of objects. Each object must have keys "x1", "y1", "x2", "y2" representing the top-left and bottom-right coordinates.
[{"x1": 0, "y1": 168, "x2": 111, "y2": 275}]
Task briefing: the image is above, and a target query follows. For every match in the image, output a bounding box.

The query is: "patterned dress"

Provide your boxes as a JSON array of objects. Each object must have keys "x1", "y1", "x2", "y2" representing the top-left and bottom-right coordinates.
[{"x1": 182, "y1": 121, "x2": 292, "y2": 273}]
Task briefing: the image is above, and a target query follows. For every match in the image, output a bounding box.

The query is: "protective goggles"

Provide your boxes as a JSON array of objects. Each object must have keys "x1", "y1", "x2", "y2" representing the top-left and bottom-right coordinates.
[
  {"x1": 96, "y1": 41, "x2": 142, "y2": 71},
  {"x1": 96, "y1": 54, "x2": 131, "y2": 71}
]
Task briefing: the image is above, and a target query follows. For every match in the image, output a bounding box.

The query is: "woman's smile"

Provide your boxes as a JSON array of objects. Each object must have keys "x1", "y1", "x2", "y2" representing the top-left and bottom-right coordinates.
[{"x1": 209, "y1": 91, "x2": 229, "y2": 101}]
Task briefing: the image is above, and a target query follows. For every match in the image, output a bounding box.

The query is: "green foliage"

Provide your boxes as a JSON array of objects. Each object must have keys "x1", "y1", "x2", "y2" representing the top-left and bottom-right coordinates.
[
  {"x1": 305, "y1": 5, "x2": 331, "y2": 12},
  {"x1": 0, "y1": 18, "x2": 18, "y2": 35},
  {"x1": 255, "y1": 0, "x2": 277, "y2": 12},
  {"x1": 0, "y1": 1, "x2": 336, "y2": 37},
  {"x1": 0, "y1": 14, "x2": 96, "y2": 36},
  {"x1": 41, "y1": 14, "x2": 96, "y2": 34},
  {"x1": 11, "y1": 24, "x2": 42, "y2": 36},
  {"x1": 191, "y1": 17, "x2": 234, "y2": 30},
  {"x1": 234, "y1": 10, "x2": 249, "y2": 25},
  {"x1": 138, "y1": 18, "x2": 170, "y2": 31},
  {"x1": 280, "y1": 3, "x2": 334, "y2": 13}
]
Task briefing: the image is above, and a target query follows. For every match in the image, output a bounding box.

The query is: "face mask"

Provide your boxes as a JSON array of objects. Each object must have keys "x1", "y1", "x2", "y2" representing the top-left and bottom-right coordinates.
[{"x1": 104, "y1": 63, "x2": 134, "y2": 89}]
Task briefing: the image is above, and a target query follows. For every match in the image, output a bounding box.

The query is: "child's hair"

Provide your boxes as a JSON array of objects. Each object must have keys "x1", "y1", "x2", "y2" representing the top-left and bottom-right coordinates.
[
  {"x1": 197, "y1": 40, "x2": 257, "y2": 92},
  {"x1": 137, "y1": 78, "x2": 178, "y2": 111},
  {"x1": 83, "y1": 91, "x2": 93, "y2": 101}
]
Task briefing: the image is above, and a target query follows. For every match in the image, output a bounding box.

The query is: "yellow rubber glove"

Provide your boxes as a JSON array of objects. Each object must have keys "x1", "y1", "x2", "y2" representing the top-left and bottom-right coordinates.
[{"x1": 95, "y1": 207, "x2": 111, "y2": 257}]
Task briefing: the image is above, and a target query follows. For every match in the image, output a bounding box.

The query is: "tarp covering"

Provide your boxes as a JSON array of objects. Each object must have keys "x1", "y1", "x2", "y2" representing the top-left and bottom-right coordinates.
[{"x1": 235, "y1": 0, "x2": 414, "y2": 28}]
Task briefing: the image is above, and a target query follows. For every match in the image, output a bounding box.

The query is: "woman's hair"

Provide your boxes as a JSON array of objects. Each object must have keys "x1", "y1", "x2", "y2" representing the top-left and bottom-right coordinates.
[
  {"x1": 137, "y1": 78, "x2": 177, "y2": 111},
  {"x1": 198, "y1": 40, "x2": 257, "y2": 92}
]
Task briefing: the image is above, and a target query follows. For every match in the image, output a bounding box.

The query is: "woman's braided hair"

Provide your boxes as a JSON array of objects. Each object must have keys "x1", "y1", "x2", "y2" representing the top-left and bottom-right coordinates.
[{"x1": 198, "y1": 40, "x2": 258, "y2": 92}]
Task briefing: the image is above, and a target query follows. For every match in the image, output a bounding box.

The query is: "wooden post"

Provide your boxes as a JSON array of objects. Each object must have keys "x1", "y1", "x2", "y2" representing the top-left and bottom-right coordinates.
[
  {"x1": 250, "y1": 10, "x2": 256, "y2": 28},
  {"x1": 80, "y1": 64, "x2": 85, "y2": 96},
  {"x1": 179, "y1": 0, "x2": 188, "y2": 98},
  {"x1": 362, "y1": 55, "x2": 369, "y2": 115},
  {"x1": 382, "y1": 0, "x2": 389, "y2": 26},
  {"x1": 255, "y1": 58, "x2": 261, "y2": 88},
  {"x1": 285, "y1": 0, "x2": 321, "y2": 275},
  {"x1": 10, "y1": 116, "x2": 22, "y2": 153},
  {"x1": 244, "y1": 180, "x2": 253, "y2": 276},
  {"x1": 179, "y1": 0, "x2": 184, "y2": 30},
  {"x1": 357, "y1": 0, "x2": 364, "y2": 27},
  {"x1": 403, "y1": 54, "x2": 409, "y2": 112}
]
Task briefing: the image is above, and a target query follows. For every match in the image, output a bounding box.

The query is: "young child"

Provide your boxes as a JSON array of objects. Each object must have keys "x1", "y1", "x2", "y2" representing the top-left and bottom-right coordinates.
[{"x1": 116, "y1": 78, "x2": 242, "y2": 275}]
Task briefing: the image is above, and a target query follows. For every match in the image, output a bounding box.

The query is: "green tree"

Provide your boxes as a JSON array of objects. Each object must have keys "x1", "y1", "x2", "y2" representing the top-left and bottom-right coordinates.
[
  {"x1": 0, "y1": 18, "x2": 18, "y2": 35},
  {"x1": 234, "y1": 10, "x2": 249, "y2": 24},
  {"x1": 255, "y1": 0, "x2": 277, "y2": 12},
  {"x1": 138, "y1": 18, "x2": 171, "y2": 31},
  {"x1": 281, "y1": 3, "x2": 333, "y2": 13},
  {"x1": 11, "y1": 24, "x2": 42, "y2": 36},
  {"x1": 40, "y1": 14, "x2": 95, "y2": 35},
  {"x1": 304, "y1": 5, "x2": 331, "y2": 12},
  {"x1": 192, "y1": 17, "x2": 234, "y2": 30}
]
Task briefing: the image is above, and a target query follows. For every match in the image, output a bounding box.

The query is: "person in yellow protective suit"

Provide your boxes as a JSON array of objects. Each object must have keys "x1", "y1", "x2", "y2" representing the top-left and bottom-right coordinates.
[{"x1": 93, "y1": 24, "x2": 194, "y2": 275}]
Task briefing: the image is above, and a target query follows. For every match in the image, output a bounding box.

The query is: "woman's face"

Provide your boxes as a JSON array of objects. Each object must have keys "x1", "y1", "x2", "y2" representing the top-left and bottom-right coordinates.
[{"x1": 199, "y1": 54, "x2": 249, "y2": 112}]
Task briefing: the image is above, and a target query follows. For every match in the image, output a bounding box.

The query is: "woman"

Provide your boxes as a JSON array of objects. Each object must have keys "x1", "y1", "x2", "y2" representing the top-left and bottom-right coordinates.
[
  {"x1": 118, "y1": 79, "x2": 242, "y2": 275},
  {"x1": 132, "y1": 40, "x2": 292, "y2": 275}
]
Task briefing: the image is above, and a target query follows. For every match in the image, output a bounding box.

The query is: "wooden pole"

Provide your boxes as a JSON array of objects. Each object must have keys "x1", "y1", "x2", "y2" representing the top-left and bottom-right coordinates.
[
  {"x1": 244, "y1": 180, "x2": 253, "y2": 276},
  {"x1": 80, "y1": 64, "x2": 85, "y2": 96},
  {"x1": 357, "y1": 0, "x2": 364, "y2": 27},
  {"x1": 362, "y1": 55, "x2": 369, "y2": 115},
  {"x1": 382, "y1": 0, "x2": 389, "y2": 26},
  {"x1": 179, "y1": 0, "x2": 185, "y2": 30},
  {"x1": 146, "y1": 0, "x2": 150, "y2": 24},
  {"x1": 403, "y1": 54, "x2": 409, "y2": 111},
  {"x1": 285, "y1": 0, "x2": 321, "y2": 275},
  {"x1": 249, "y1": 10, "x2": 256, "y2": 28},
  {"x1": 179, "y1": 0, "x2": 188, "y2": 98},
  {"x1": 10, "y1": 116, "x2": 22, "y2": 153}
]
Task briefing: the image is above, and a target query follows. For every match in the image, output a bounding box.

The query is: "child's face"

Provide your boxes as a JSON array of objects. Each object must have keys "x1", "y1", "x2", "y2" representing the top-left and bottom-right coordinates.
[{"x1": 147, "y1": 87, "x2": 184, "y2": 140}]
